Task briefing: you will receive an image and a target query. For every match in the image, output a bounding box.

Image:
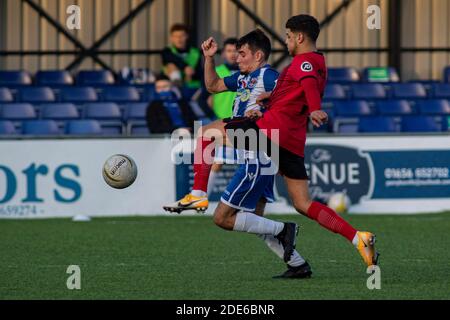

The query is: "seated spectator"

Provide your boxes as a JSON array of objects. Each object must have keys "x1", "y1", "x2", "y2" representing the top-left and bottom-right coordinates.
[
  {"x1": 146, "y1": 75, "x2": 198, "y2": 134},
  {"x1": 162, "y1": 24, "x2": 202, "y2": 89}
]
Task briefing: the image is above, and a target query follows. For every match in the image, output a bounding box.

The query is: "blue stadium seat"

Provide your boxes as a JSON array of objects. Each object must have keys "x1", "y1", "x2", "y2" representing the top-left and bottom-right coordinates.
[
  {"x1": 0, "y1": 71, "x2": 32, "y2": 86},
  {"x1": 416, "y1": 99, "x2": 450, "y2": 115},
  {"x1": 84, "y1": 102, "x2": 122, "y2": 120},
  {"x1": 432, "y1": 83, "x2": 450, "y2": 99},
  {"x1": 76, "y1": 70, "x2": 115, "y2": 86},
  {"x1": 0, "y1": 103, "x2": 37, "y2": 120},
  {"x1": 361, "y1": 67, "x2": 400, "y2": 83},
  {"x1": 22, "y1": 120, "x2": 60, "y2": 136},
  {"x1": 336, "y1": 122, "x2": 359, "y2": 134},
  {"x1": 84, "y1": 102, "x2": 123, "y2": 135},
  {"x1": 327, "y1": 67, "x2": 359, "y2": 83},
  {"x1": 101, "y1": 86, "x2": 140, "y2": 102},
  {"x1": 391, "y1": 83, "x2": 427, "y2": 99},
  {"x1": 0, "y1": 120, "x2": 17, "y2": 135},
  {"x1": 443, "y1": 66, "x2": 450, "y2": 83},
  {"x1": 401, "y1": 116, "x2": 445, "y2": 132},
  {"x1": 65, "y1": 120, "x2": 102, "y2": 135},
  {"x1": 18, "y1": 87, "x2": 56, "y2": 103},
  {"x1": 125, "y1": 103, "x2": 148, "y2": 120},
  {"x1": 141, "y1": 84, "x2": 156, "y2": 101},
  {"x1": 334, "y1": 100, "x2": 372, "y2": 116},
  {"x1": 358, "y1": 116, "x2": 398, "y2": 133},
  {"x1": 35, "y1": 70, "x2": 74, "y2": 86},
  {"x1": 181, "y1": 87, "x2": 200, "y2": 101},
  {"x1": 0, "y1": 88, "x2": 14, "y2": 102},
  {"x1": 351, "y1": 84, "x2": 386, "y2": 100},
  {"x1": 323, "y1": 84, "x2": 347, "y2": 100},
  {"x1": 40, "y1": 103, "x2": 80, "y2": 120},
  {"x1": 60, "y1": 87, "x2": 98, "y2": 103},
  {"x1": 376, "y1": 100, "x2": 413, "y2": 115},
  {"x1": 129, "y1": 123, "x2": 150, "y2": 136}
]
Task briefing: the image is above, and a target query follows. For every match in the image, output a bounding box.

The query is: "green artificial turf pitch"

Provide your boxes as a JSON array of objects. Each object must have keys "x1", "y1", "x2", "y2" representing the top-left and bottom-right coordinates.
[{"x1": 1, "y1": 213, "x2": 450, "y2": 300}]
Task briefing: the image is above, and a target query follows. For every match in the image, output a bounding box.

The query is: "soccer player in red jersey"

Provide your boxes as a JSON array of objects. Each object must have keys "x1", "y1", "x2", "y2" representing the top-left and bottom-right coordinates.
[{"x1": 227, "y1": 14, "x2": 379, "y2": 267}]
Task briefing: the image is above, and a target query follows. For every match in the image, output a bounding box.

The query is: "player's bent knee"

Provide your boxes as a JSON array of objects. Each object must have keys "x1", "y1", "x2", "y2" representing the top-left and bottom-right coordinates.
[{"x1": 213, "y1": 211, "x2": 228, "y2": 229}]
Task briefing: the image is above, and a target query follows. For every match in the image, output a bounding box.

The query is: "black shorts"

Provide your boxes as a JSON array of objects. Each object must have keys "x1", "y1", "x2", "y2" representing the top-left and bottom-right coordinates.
[{"x1": 223, "y1": 117, "x2": 308, "y2": 180}]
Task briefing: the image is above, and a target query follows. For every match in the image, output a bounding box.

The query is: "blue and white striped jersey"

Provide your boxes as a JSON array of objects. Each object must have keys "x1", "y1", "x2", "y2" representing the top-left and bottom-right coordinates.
[{"x1": 223, "y1": 64, "x2": 279, "y2": 117}]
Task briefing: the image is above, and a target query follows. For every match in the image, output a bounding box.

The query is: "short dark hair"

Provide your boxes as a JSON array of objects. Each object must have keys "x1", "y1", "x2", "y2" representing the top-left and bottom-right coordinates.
[
  {"x1": 223, "y1": 38, "x2": 238, "y2": 47},
  {"x1": 286, "y1": 14, "x2": 320, "y2": 42},
  {"x1": 237, "y1": 29, "x2": 271, "y2": 60},
  {"x1": 170, "y1": 23, "x2": 189, "y2": 34}
]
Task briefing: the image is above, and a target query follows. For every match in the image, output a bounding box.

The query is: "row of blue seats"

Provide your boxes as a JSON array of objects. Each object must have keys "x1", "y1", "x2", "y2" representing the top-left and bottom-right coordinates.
[
  {"x1": 0, "y1": 86, "x2": 157, "y2": 103},
  {"x1": 0, "y1": 119, "x2": 148, "y2": 136},
  {"x1": 1, "y1": 83, "x2": 450, "y2": 104},
  {"x1": 2, "y1": 67, "x2": 450, "y2": 86},
  {"x1": 0, "y1": 116, "x2": 446, "y2": 136},
  {"x1": 326, "y1": 99, "x2": 450, "y2": 117},
  {"x1": 333, "y1": 116, "x2": 448, "y2": 133},
  {"x1": 324, "y1": 83, "x2": 450, "y2": 100},
  {"x1": 1, "y1": 99, "x2": 448, "y2": 122},
  {"x1": 0, "y1": 70, "x2": 114, "y2": 87},
  {"x1": 0, "y1": 102, "x2": 148, "y2": 121}
]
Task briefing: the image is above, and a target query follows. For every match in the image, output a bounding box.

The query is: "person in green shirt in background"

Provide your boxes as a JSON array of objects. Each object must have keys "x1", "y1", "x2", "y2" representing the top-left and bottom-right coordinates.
[
  {"x1": 162, "y1": 24, "x2": 202, "y2": 89},
  {"x1": 211, "y1": 38, "x2": 239, "y2": 119},
  {"x1": 207, "y1": 38, "x2": 240, "y2": 195}
]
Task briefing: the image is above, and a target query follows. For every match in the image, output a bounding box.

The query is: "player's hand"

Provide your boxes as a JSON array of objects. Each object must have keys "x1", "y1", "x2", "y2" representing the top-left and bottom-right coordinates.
[
  {"x1": 310, "y1": 110, "x2": 328, "y2": 128},
  {"x1": 256, "y1": 92, "x2": 272, "y2": 107},
  {"x1": 245, "y1": 109, "x2": 263, "y2": 120},
  {"x1": 201, "y1": 37, "x2": 218, "y2": 58}
]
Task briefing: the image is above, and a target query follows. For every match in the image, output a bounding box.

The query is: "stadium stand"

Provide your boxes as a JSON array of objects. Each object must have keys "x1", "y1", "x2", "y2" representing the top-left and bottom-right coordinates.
[{"x1": 0, "y1": 66, "x2": 450, "y2": 137}]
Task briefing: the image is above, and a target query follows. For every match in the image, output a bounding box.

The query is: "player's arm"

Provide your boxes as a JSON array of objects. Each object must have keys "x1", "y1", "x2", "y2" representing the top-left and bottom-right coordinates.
[
  {"x1": 301, "y1": 77, "x2": 328, "y2": 128},
  {"x1": 201, "y1": 37, "x2": 228, "y2": 94}
]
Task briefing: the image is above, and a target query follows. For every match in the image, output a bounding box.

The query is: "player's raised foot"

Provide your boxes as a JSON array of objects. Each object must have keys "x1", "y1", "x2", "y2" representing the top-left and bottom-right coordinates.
[
  {"x1": 163, "y1": 194, "x2": 209, "y2": 214},
  {"x1": 355, "y1": 231, "x2": 379, "y2": 266},
  {"x1": 275, "y1": 222, "x2": 299, "y2": 263},
  {"x1": 272, "y1": 261, "x2": 312, "y2": 279}
]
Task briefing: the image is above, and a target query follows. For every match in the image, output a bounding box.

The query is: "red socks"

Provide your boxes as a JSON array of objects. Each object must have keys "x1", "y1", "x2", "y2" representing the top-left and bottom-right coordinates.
[
  {"x1": 306, "y1": 202, "x2": 357, "y2": 242},
  {"x1": 192, "y1": 136, "x2": 215, "y2": 193}
]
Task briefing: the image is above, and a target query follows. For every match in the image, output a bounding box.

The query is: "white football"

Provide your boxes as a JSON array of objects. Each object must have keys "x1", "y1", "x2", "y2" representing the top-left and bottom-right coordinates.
[
  {"x1": 327, "y1": 192, "x2": 351, "y2": 214},
  {"x1": 102, "y1": 154, "x2": 138, "y2": 189}
]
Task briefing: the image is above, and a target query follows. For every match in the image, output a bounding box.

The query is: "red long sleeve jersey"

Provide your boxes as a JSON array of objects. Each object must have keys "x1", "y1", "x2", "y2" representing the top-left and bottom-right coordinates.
[{"x1": 257, "y1": 51, "x2": 327, "y2": 157}]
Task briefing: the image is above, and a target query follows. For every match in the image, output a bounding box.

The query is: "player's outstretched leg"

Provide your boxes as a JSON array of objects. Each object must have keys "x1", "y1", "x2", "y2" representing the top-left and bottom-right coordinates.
[
  {"x1": 285, "y1": 177, "x2": 379, "y2": 266},
  {"x1": 163, "y1": 120, "x2": 228, "y2": 214}
]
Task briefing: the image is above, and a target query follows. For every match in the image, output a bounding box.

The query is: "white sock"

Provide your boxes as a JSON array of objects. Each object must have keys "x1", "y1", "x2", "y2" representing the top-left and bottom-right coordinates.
[
  {"x1": 352, "y1": 232, "x2": 360, "y2": 247},
  {"x1": 207, "y1": 171, "x2": 219, "y2": 196},
  {"x1": 259, "y1": 235, "x2": 306, "y2": 267},
  {"x1": 191, "y1": 190, "x2": 207, "y2": 197},
  {"x1": 233, "y1": 211, "x2": 284, "y2": 236}
]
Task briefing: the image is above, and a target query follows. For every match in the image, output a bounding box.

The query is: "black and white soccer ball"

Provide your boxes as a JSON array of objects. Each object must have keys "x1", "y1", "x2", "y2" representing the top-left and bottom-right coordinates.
[{"x1": 102, "y1": 154, "x2": 138, "y2": 189}]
